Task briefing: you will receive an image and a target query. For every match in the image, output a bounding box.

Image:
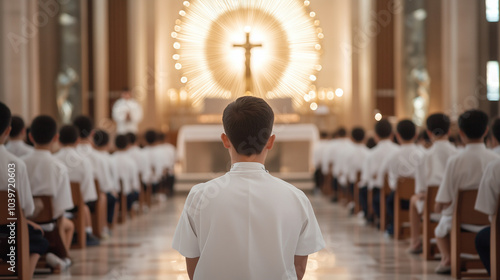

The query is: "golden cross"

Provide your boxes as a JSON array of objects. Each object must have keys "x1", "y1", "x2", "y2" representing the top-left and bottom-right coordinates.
[{"x1": 233, "y1": 31, "x2": 262, "y2": 94}]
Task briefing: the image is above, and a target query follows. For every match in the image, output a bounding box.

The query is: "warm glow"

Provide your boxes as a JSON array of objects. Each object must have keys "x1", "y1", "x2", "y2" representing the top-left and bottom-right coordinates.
[
  {"x1": 181, "y1": 77, "x2": 188, "y2": 83},
  {"x1": 327, "y1": 91, "x2": 334, "y2": 100},
  {"x1": 183, "y1": 1, "x2": 190, "y2": 7},
  {"x1": 175, "y1": 63, "x2": 182, "y2": 70},
  {"x1": 173, "y1": 0, "x2": 322, "y2": 107},
  {"x1": 310, "y1": 102, "x2": 318, "y2": 111},
  {"x1": 375, "y1": 113, "x2": 382, "y2": 121},
  {"x1": 335, "y1": 88, "x2": 344, "y2": 97},
  {"x1": 172, "y1": 54, "x2": 180, "y2": 60}
]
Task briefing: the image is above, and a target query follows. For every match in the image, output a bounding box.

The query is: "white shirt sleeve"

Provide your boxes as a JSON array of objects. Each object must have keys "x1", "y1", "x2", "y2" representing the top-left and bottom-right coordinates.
[
  {"x1": 18, "y1": 161, "x2": 35, "y2": 218},
  {"x1": 172, "y1": 189, "x2": 201, "y2": 258},
  {"x1": 414, "y1": 153, "x2": 428, "y2": 194},
  {"x1": 53, "y1": 164, "x2": 74, "y2": 219},
  {"x1": 81, "y1": 159, "x2": 97, "y2": 202},
  {"x1": 435, "y1": 157, "x2": 457, "y2": 204},
  {"x1": 475, "y1": 160, "x2": 500, "y2": 217},
  {"x1": 295, "y1": 196, "x2": 325, "y2": 256}
]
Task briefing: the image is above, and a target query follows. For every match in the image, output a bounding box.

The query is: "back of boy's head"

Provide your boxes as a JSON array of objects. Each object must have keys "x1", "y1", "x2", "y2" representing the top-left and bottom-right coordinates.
[
  {"x1": 366, "y1": 137, "x2": 377, "y2": 149},
  {"x1": 115, "y1": 135, "x2": 128, "y2": 150},
  {"x1": 0, "y1": 102, "x2": 12, "y2": 135},
  {"x1": 491, "y1": 118, "x2": 500, "y2": 143},
  {"x1": 336, "y1": 127, "x2": 347, "y2": 138},
  {"x1": 31, "y1": 115, "x2": 57, "y2": 145},
  {"x1": 73, "y1": 115, "x2": 94, "y2": 139},
  {"x1": 125, "y1": 132, "x2": 136, "y2": 144},
  {"x1": 397, "y1": 119, "x2": 416, "y2": 141},
  {"x1": 59, "y1": 125, "x2": 79, "y2": 145},
  {"x1": 144, "y1": 130, "x2": 156, "y2": 144},
  {"x1": 351, "y1": 127, "x2": 365, "y2": 142},
  {"x1": 375, "y1": 119, "x2": 392, "y2": 139},
  {"x1": 458, "y1": 110, "x2": 489, "y2": 140},
  {"x1": 93, "y1": 130, "x2": 110, "y2": 147},
  {"x1": 426, "y1": 113, "x2": 451, "y2": 137},
  {"x1": 222, "y1": 96, "x2": 274, "y2": 156},
  {"x1": 9, "y1": 116, "x2": 25, "y2": 138}
]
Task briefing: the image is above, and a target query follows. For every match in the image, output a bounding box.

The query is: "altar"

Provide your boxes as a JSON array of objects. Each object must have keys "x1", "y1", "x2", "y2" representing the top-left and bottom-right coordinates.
[{"x1": 175, "y1": 124, "x2": 319, "y2": 191}]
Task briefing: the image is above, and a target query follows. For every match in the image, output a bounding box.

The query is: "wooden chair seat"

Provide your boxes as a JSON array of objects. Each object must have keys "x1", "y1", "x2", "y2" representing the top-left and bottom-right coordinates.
[
  {"x1": 91, "y1": 180, "x2": 107, "y2": 238},
  {"x1": 451, "y1": 189, "x2": 489, "y2": 279},
  {"x1": 380, "y1": 175, "x2": 390, "y2": 232},
  {"x1": 70, "y1": 182, "x2": 85, "y2": 249},
  {"x1": 394, "y1": 177, "x2": 415, "y2": 240},
  {"x1": 0, "y1": 191, "x2": 31, "y2": 280},
  {"x1": 118, "y1": 180, "x2": 127, "y2": 224},
  {"x1": 423, "y1": 186, "x2": 440, "y2": 260}
]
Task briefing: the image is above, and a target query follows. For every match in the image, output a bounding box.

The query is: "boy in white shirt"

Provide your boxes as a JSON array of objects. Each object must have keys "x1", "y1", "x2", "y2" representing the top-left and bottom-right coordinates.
[
  {"x1": 328, "y1": 128, "x2": 350, "y2": 202},
  {"x1": 434, "y1": 110, "x2": 500, "y2": 274},
  {"x1": 93, "y1": 130, "x2": 119, "y2": 227},
  {"x1": 23, "y1": 115, "x2": 75, "y2": 256},
  {"x1": 360, "y1": 119, "x2": 399, "y2": 223},
  {"x1": 0, "y1": 103, "x2": 50, "y2": 277},
  {"x1": 490, "y1": 118, "x2": 500, "y2": 155},
  {"x1": 55, "y1": 125, "x2": 100, "y2": 246},
  {"x1": 172, "y1": 96, "x2": 325, "y2": 280},
  {"x1": 313, "y1": 132, "x2": 330, "y2": 193},
  {"x1": 474, "y1": 158, "x2": 500, "y2": 275},
  {"x1": 408, "y1": 113, "x2": 456, "y2": 253},
  {"x1": 112, "y1": 135, "x2": 140, "y2": 212},
  {"x1": 376, "y1": 120, "x2": 423, "y2": 235},
  {"x1": 157, "y1": 132, "x2": 177, "y2": 195},
  {"x1": 144, "y1": 130, "x2": 164, "y2": 196},
  {"x1": 6, "y1": 116, "x2": 33, "y2": 157}
]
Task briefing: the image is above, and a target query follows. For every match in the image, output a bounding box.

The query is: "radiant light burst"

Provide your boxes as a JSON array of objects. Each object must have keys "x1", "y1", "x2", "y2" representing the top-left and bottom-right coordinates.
[{"x1": 173, "y1": 0, "x2": 322, "y2": 107}]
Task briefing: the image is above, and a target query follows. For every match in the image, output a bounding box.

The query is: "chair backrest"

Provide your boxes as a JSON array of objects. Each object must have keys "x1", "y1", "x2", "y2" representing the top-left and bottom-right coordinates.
[
  {"x1": 94, "y1": 179, "x2": 101, "y2": 194},
  {"x1": 31, "y1": 196, "x2": 54, "y2": 224},
  {"x1": 396, "y1": 178, "x2": 415, "y2": 200},
  {"x1": 70, "y1": 182, "x2": 83, "y2": 206},
  {"x1": 491, "y1": 195, "x2": 500, "y2": 279},
  {"x1": 425, "y1": 185, "x2": 439, "y2": 213},
  {"x1": 454, "y1": 189, "x2": 489, "y2": 225}
]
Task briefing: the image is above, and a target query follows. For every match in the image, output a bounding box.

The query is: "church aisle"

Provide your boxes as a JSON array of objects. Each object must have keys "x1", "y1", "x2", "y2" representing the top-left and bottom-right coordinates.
[{"x1": 40, "y1": 193, "x2": 455, "y2": 280}]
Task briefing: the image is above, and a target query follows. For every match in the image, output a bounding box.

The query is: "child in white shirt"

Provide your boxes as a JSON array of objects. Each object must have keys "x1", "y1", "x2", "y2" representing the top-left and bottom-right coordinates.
[
  {"x1": 112, "y1": 135, "x2": 140, "y2": 211},
  {"x1": 6, "y1": 116, "x2": 33, "y2": 157}
]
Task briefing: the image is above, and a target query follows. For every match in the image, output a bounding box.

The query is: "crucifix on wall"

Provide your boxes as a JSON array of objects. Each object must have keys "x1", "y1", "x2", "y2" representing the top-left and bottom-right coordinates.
[{"x1": 233, "y1": 27, "x2": 262, "y2": 95}]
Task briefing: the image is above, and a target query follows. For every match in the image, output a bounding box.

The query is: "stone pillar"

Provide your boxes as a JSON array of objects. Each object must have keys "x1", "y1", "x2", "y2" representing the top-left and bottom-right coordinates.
[
  {"x1": 441, "y1": 0, "x2": 479, "y2": 120},
  {"x1": 0, "y1": 0, "x2": 41, "y2": 121},
  {"x1": 93, "y1": 0, "x2": 109, "y2": 125}
]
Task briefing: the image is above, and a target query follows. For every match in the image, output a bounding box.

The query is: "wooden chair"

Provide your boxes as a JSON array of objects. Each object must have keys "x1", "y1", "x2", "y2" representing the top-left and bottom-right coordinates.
[
  {"x1": 491, "y1": 194, "x2": 500, "y2": 280},
  {"x1": 423, "y1": 185, "x2": 440, "y2": 260},
  {"x1": 353, "y1": 172, "x2": 361, "y2": 214},
  {"x1": 451, "y1": 189, "x2": 489, "y2": 279},
  {"x1": 394, "y1": 178, "x2": 415, "y2": 240},
  {"x1": 70, "y1": 182, "x2": 85, "y2": 249},
  {"x1": 118, "y1": 180, "x2": 127, "y2": 224},
  {"x1": 91, "y1": 180, "x2": 107, "y2": 238},
  {"x1": 31, "y1": 196, "x2": 68, "y2": 260},
  {"x1": 0, "y1": 191, "x2": 31, "y2": 280},
  {"x1": 379, "y1": 175, "x2": 391, "y2": 232}
]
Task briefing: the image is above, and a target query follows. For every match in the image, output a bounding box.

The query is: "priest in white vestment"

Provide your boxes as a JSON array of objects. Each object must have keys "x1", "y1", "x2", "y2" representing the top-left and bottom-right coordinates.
[{"x1": 112, "y1": 89, "x2": 143, "y2": 134}]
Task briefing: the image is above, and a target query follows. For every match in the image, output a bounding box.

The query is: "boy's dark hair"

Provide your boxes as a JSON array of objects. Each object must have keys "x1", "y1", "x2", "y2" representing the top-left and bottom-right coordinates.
[
  {"x1": 126, "y1": 132, "x2": 136, "y2": 144},
  {"x1": 30, "y1": 115, "x2": 57, "y2": 145},
  {"x1": 93, "y1": 130, "x2": 110, "y2": 147},
  {"x1": 144, "y1": 130, "x2": 157, "y2": 144},
  {"x1": 319, "y1": 131, "x2": 329, "y2": 139},
  {"x1": 157, "y1": 132, "x2": 166, "y2": 142},
  {"x1": 73, "y1": 115, "x2": 94, "y2": 138},
  {"x1": 0, "y1": 102, "x2": 12, "y2": 135},
  {"x1": 375, "y1": 119, "x2": 392, "y2": 139},
  {"x1": 336, "y1": 127, "x2": 347, "y2": 138},
  {"x1": 418, "y1": 130, "x2": 431, "y2": 143},
  {"x1": 351, "y1": 127, "x2": 365, "y2": 142},
  {"x1": 9, "y1": 116, "x2": 25, "y2": 138},
  {"x1": 458, "y1": 110, "x2": 489, "y2": 140},
  {"x1": 115, "y1": 135, "x2": 128, "y2": 150},
  {"x1": 491, "y1": 118, "x2": 500, "y2": 143},
  {"x1": 366, "y1": 137, "x2": 377, "y2": 149},
  {"x1": 59, "y1": 125, "x2": 79, "y2": 145},
  {"x1": 397, "y1": 120, "x2": 416, "y2": 141},
  {"x1": 426, "y1": 113, "x2": 451, "y2": 137},
  {"x1": 222, "y1": 96, "x2": 274, "y2": 156}
]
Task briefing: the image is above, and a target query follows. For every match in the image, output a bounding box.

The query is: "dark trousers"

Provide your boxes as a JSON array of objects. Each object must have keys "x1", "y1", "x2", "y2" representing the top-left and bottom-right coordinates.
[
  {"x1": 348, "y1": 183, "x2": 354, "y2": 197},
  {"x1": 386, "y1": 191, "x2": 409, "y2": 234},
  {"x1": 372, "y1": 188, "x2": 380, "y2": 219},
  {"x1": 475, "y1": 226, "x2": 491, "y2": 275},
  {"x1": 332, "y1": 177, "x2": 339, "y2": 197},
  {"x1": 127, "y1": 191, "x2": 139, "y2": 211},
  {"x1": 314, "y1": 168, "x2": 324, "y2": 189},
  {"x1": 359, "y1": 186, "x2": 368, "y2": 218},
  {"x1": 106, "y1": 193, "x2": 117, "y2": 224}
]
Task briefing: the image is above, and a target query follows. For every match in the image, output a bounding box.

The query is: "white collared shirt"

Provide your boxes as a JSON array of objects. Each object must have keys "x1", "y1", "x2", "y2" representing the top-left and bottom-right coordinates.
[
  {"x1": 320, "y1": 138, "x2": 340, "y2": 174},
  {"x1": 22, "y1": 150, "x2": 74, "y2": 219},
  {"x1": 436, "y1": 143, "x2": 500, "y2": 216},
  {"x1": 145, "y1": 145, "x2": 165, "y2": 183},
  {"x1": 331, "y1": 139, "x2": 354, "y2": 177},
  {"x1": 172, "y1": 162, "x2": 325, "y2": 280},
  {"x1": 493, "y1": 146, "x2": 500, "y2": 155},
  {"x1": 414, "y1": 140, "x2": 457, "y2": 194},
  {"x1": 112, "y1": 98, "x2": 143, "y2": 134},
  {"x1": 313, "y1": 139, "x2": 329, "y2": 168},
  {"x1": 55, "y1": 147, "x2": 97, "y2": 203},
  {"x1": 0, "y1": 145, "x2": 34, "y2": 217},
  {"x1": 377, "y1": 143, "x2": 425, "y2": 190},
  {"x1": 76, "y1": 144, "x2": 115, "y2": 193},
  {"x1": 6, "y1": 140, "x2": 33, "y2": 158},
  {"x1": 341, "y1": 143, "x2": 370, "y2": 184},
  {"x1": 112, "y1": 150, "x2": 140, "y2": 194},
  {"x1": 475, "y1": 159, "x2": 500, "y2": 221},
  {"x1": 127, "y1": 146, "x2": 152, "y2": 184},
  {"x1": 361, "y1": 139, "x2": 400, "y2": 189}
]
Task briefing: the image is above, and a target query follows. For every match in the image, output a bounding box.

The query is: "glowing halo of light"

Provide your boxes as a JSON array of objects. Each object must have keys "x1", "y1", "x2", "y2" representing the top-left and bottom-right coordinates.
[{"x1": 174, "y1": 0, "x2": 322, "y2": 107}]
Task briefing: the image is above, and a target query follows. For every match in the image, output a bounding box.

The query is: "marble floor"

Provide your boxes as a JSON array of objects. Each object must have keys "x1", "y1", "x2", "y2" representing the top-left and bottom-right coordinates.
[{"x1": 36, "y1": 193, "x2": 474, "y2": 280}]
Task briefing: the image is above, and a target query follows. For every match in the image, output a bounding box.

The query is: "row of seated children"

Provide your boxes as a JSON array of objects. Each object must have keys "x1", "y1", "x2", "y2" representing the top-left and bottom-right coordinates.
[
  {"x1": 0, "y1": 101, "x2": 176, "y2": 278},
  {"x1": 315, "y1": 109, "x2": 500, "y2": 276}
]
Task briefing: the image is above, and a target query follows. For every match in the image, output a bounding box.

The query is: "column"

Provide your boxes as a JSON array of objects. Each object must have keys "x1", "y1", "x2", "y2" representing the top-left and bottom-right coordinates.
[{"x1": 93, "y1": 0, "x2": 109, "y2": 125}]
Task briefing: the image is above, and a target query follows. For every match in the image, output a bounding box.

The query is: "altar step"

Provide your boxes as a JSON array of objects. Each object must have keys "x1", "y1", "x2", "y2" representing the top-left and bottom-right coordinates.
[{"x1": 175, "y1": 172, "x2": 315, "y2": 192}]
